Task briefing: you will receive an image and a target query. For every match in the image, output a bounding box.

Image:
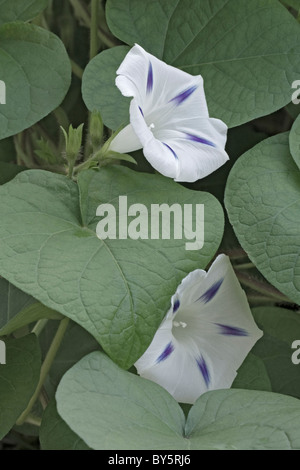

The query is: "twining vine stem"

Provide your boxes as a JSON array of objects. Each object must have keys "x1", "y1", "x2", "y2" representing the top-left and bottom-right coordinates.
[{"x1": 16, "y1": 317, "x2": 70, "y2": 426}]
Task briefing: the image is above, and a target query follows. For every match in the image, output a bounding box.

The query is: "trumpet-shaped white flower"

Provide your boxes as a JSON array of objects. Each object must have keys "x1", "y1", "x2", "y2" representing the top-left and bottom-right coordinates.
[
  {"x1": 109, "y1": 44, "x2": 229, "y2": 183},
  {"x1": 134, "y1": 254, "x2": 263, "y2": 404}
]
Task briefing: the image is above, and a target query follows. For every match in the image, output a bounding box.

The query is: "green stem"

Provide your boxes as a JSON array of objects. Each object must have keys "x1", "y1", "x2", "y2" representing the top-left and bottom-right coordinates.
[
  {"x1": 235, "y1": 270, "x2": 290, "y2": 302},
  {"x1": 53, "y1": 107, "x2": 70, "y2": 131},
  {"x1": 16, "y1": 317, "x2": 70, "y2": 426},
  {"x1": 224, "y1": 248, "x2": 248, "y2": 260},
  {"x1": 69, "y1": 0, "x2": 91, "y2": 26},
  {"x1": 67, "y1": 160, "x2": 75, "y2": 178},
  {"x1": 75, "y1": 124, "x2": 121, "y2": 173},
  {"x1": 234, "y1": 262, "x2": 255, "y2": 270},
  {"x1": 90, "y1": 0, "x2": 99, "y2": 60},
  {"x1": 71, "y1": 59, "x2": 84, "y2": 79},
  {"x1": 247, "y1": 294, "x2": 276, "y2": 304},
  {"x1": 24, "y1": 414, "x2": 42, "y2": 427},
  {"x1": 31, "y1": 319, "x2": 49, "y2": 337}
]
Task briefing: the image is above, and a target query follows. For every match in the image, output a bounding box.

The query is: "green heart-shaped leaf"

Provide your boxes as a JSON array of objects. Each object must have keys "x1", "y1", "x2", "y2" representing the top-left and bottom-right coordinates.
[
  {"x1": 56, "y1": 351, "x2": 300, "y2": 450},
  {"x1": 0, "y1": 22, "x2": 71, "y2": 139},
  {"x1": 0, "y1": 167, "x2": 223, "y2": 368},
  {"x1": 0, "y1": 0, "x2": 48, "y2": 25},
  {"x1": 85, "y1": 0, "x2": 300, "y2": 129},
  {"x1": 225, "y1": 132, "x2": 300, "y2": 304}
]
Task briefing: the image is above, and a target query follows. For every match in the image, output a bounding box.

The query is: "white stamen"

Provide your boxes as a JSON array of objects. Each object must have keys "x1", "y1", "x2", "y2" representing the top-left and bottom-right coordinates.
[{"x1": 149, "y1": 123, "x2": 155, "y2": 130}]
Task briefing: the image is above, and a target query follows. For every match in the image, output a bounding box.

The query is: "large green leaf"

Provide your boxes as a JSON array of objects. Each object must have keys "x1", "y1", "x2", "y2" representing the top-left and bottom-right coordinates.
[
  {"x1": 225, "y1": 132, "x2": 300, "y2": 304},
  {"x1": 40, "y1": 399, "x2": 90, "y2": 450},
  {"x1": 56, "y1": 351, "x2": 300, "y2": 450},
  {"x1": 0, "y1": 167, "x2": 223, "y2": 368},
  {"x1": 0, "y1": 334, "x2": 41, "y2": 439},
  {"x1": 90, "y1": 0, "x2": 300, "y2": 129},
  {"x1": 82, "y1": 46, "x2": 130, "y2": 131},
  {"x1": 0, "y1": 0, "x2": 48, "y2": 25},
  {"x1": 251, "y1": 306, "x2": 300, "y2": 399},
  {"x1": 0, "y1": 22, "x2": 71, "y2": 140}
]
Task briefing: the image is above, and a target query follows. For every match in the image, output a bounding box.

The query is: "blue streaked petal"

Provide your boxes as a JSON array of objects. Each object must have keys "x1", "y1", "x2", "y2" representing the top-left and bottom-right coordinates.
[
  {"x1": 215, "y1": 323, "x2": 248, "y2": 336},
  {"x1": 185, "y1": 133, "x2": 216, "y2": 147},
  {"x1": 139, "y1": 106, "x2": 144, "y2": 117},
  {"x1": 173, "y1": 299, "x2": 180, "y2": 313},
  {"x1": 169, "y1": 84, "x2": 198, "y2": 106},
  {"x1": 163, "y1": 142, "x2": 178, "y2": 159},
  {"x1": 196, "y1": 355, "x2": 210, "y2": 387},
  {"x1": 197, "y1": 279, "x2": 223, "y2": 304},
  {"x1": 146, "y1": 61, "x2": 153, "y2": 94},
  {"x1": 156, "y1": 341, "x2": 174, "y2": 363}
]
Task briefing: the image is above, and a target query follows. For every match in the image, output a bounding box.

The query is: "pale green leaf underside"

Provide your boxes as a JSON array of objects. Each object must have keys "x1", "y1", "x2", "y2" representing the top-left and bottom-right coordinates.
[
  {"x1": 225, "y1": 132, "x2": 300, "y2": 304},
  {"x1": 56, "y1": 351, "x2": 300, "y2": 450},
  {"x1": 0, "y1": 167, "x2": 223, "y2": 368},
  {"x1": 0, "y1": 335, "x2": 41, "y2": 439},
  {"x1": 98, "y1": 0, "x2": 300, "y2": 129},
  {"x1": 0, "y1": 0, "x2": 48, "y2": 25},
  {"x1": 0, "y1": 22, "x2": 71, "y2": 139}
]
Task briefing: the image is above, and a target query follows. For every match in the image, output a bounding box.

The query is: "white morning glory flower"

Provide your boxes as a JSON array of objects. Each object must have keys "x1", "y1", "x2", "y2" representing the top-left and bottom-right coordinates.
[
  {"x1": 134, "y1": 254, "x2": 263, "y2": 404},
  {"x1": 109, "y1": 44, "x2": 229, "y2": 183}
]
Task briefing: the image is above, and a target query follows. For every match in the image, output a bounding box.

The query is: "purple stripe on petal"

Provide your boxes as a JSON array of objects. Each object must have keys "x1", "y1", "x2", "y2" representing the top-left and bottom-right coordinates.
[
  {"x1": 185, "y1": 133, "x2": 216, "y2": 147},
  {"x1": 147, "y1": 61, "x2": 153, "y2": 94},
  {"x1": 163, "y1": 142, "x2": 178, "y2": 159},
  {"x1": 197, "y1": 279, "x2": 223, "y2": 304},
  {"x1": 169, "y1": 85, "x2": 198, "y2": 106},
  {"x1": 196, "y1": 355, "x2": 210, "y2": 387},
  {"x1": 215, "y1": 323, "x2": 248, "y2": 336},
  {"x1": 139, "y1": 106, "x2": 144, "y2": 117},
  {"x1": 156, "y1": 341, "x2": 174, "y2": 363},
  {"x1": 173, "y1": 299, "x2": 180, "y2": 313}
]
